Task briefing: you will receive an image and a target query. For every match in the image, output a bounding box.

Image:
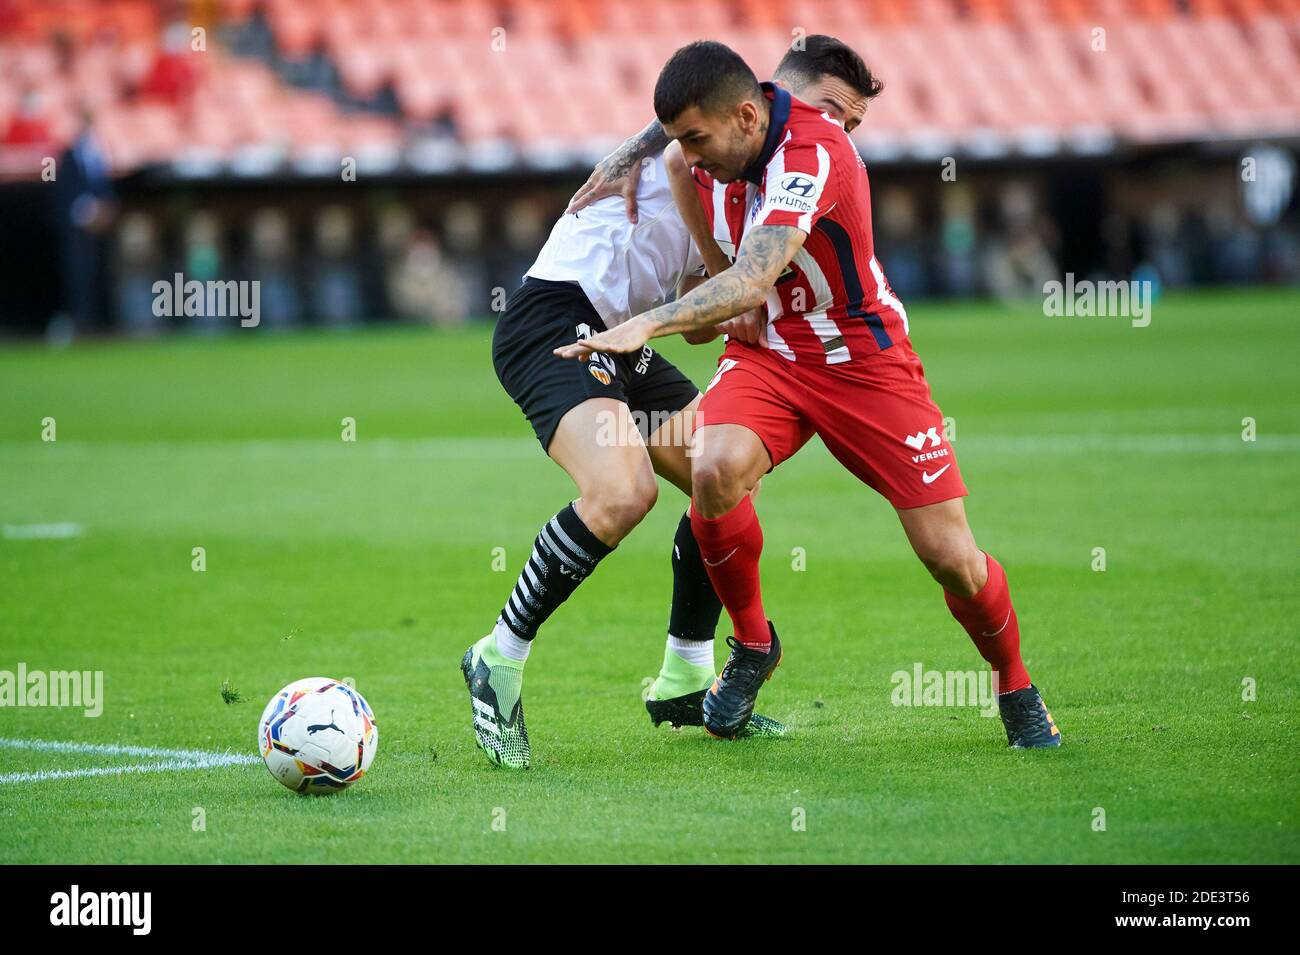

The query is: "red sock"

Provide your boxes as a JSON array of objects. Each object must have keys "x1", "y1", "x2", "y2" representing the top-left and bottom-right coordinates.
[
  {"x1": 944, "y1": 553, "x2": 1031, "y2": 695},
  {"x1": 690, "y1": 497, "x2": 770, "y2": 649}
]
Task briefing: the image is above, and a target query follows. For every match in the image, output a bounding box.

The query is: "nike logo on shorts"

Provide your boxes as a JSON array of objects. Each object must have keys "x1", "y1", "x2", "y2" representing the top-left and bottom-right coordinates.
[{"x1": 922, "y1": 464, "x2": 951, "y2": 485}]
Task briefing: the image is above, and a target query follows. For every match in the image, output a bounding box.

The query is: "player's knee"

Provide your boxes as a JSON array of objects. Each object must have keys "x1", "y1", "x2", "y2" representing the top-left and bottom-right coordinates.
[
  {"x1": 690, "y1": 452, "x2": 748, "y2": 517},
  {"x1": 916, "y1": 540, "x2": 982, "y2": 596},
  {"x1": 583, "y1": 474, "x2": 658, "y2": 539}
]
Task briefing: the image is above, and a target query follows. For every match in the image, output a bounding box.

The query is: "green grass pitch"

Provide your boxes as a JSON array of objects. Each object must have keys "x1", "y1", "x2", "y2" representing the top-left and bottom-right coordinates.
[{"x1": 1, "y1": 288, "x2": 1297, "y2": 864}]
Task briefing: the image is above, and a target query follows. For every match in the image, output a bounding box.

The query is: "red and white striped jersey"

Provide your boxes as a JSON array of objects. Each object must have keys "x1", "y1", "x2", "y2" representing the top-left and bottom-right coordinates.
[{"x1": 693, "y1": 83, "x2": 910, "y2": 364}]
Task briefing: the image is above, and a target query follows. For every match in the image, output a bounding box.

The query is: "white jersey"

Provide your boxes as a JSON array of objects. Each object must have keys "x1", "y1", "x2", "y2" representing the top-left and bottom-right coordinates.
[{"x1": 527, "y1": 154, "x2": 705, "y2": 329}]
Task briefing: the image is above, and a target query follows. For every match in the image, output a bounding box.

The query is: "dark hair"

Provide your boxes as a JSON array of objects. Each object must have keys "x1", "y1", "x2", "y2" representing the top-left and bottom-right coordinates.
[
  {"x1": 653, "y1": 40, "x2": 763, "y2": 124},
  {"x1": 774, "y1": 35, "x2": 884, "y2": 100}
]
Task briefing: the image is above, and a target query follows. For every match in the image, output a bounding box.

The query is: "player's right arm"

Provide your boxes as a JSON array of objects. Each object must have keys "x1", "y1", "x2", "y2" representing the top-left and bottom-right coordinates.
[
  {"x1": 553, "y1": 224, "x2": 806, "y2": 359},
  {"x1": 565, "y1": 118, "x2": 669, "y2": 223},
  {"x1": 676, "y1": 274, "x2": 720, "y2": 344}
]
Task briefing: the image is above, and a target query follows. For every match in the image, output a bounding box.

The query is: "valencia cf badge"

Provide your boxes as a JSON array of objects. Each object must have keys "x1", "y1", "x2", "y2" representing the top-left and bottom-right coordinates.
[{"x1": 589, "y1": 365, "x2": 612, "y2": 386}]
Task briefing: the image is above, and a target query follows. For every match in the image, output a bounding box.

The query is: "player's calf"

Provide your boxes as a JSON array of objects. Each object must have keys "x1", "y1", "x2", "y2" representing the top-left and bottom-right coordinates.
[
  {"x1": 897, "y1": 500, "x2": 1060, "y2": 746},
  {"x1": 898, "y1": 498, "x2": 986, "y2": 597}
]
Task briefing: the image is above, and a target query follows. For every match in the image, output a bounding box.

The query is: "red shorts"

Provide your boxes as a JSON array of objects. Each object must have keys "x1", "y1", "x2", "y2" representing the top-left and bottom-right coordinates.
[{"x1": 695, "y1": 339, "x2": 968, "y2": 510}]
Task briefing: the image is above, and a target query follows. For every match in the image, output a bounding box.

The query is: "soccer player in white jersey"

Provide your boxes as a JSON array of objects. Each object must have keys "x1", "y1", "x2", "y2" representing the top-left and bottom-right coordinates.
[{"x1": 462, "y1": 47, "x2": 876, "y2": 769}]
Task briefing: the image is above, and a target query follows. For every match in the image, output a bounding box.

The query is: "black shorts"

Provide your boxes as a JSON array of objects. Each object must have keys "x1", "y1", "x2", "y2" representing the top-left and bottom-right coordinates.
[{"x1": 492, "y1": 277, "x2": 700, "y2": 451}]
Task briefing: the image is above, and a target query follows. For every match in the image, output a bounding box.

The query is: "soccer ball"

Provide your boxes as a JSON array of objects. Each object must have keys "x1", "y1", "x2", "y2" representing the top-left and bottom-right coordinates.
[{"x1": 258, "y1": 677, "x2": 378, "y2": 793}]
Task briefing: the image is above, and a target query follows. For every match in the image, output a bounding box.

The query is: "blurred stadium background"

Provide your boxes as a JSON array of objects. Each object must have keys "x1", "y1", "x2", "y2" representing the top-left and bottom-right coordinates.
[{"x1": 1, "y1": 0, "x2": 1298, "y2": 337}]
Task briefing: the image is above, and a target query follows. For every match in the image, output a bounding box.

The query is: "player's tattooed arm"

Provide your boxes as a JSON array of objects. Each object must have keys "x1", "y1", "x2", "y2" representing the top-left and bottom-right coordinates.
[
  {"x1": 554, "y1": 225, "x2": 804, "y2": 358},
  {"x1": 645, "y1": 224, "x2": 803, "y2": 337},
  {"x1": 565, "y1": 119, "x2": 669, "y2": 223},
  {"x1": 675, "y1": 274, "x2": 721, "y2": 344}
]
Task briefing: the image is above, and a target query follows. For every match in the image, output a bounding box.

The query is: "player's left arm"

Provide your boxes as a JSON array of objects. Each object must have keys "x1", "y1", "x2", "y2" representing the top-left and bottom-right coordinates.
[
  {"x1": 565, "y1": 118, "x2": 669, "y2": 222},
  {"x1": 553, "y1": 225, "x2": 804, "y2": 358}
]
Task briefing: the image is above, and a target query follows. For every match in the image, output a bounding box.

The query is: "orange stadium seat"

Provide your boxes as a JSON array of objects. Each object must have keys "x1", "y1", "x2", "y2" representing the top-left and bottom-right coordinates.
[{"x1": 1, "y1": 0, "x2": 1298, "y2": 175}]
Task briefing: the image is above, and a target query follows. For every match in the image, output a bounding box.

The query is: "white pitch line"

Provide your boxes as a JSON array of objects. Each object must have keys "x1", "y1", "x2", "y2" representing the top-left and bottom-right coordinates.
[
  {"x1": 0, "y1": 756, "x2": 258, "y2": 785},
  {"x1": 2, "y1": 522, "x2": 83, "y2": 540},
  {"x1": 0, "y1": 737, "x2": 259, "y2": 785},
  {"x1": 0, "y1": 736, "x2": 253, "y2": 761},
  {"x1": 1, "y1": 433, "x2": 1297, "y2": 461}
]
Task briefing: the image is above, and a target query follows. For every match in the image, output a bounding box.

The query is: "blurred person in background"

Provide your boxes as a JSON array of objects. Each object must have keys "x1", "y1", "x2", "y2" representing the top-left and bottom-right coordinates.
[
  {"x1": 1206, "y1": 197, "x2": 1263, "y2": 285},
  {"x1": 1240, "y1": 145, "x2": 1300, "y2": 281},
  {"x1": 244, "y1": 208, "x2": 303, "y2": 329},
  {"x1": 3, "y1": 88, "x2": 53, "y2": 147},
  {"x1": 386, "y1": 227, "x2": 468, "y2": 327},
  {"x1": 1144, "y1": 202, "x2": 1191, "y2": 289},
  {"x1": 374, "y1": 203, "x2": 415, "y2": 318},
  {"x1": 52, "y1": 108, "x2": 116, "y2": 333},
  {"x1": 938, "y1": 186, "x2": 980, "y2": 297},
  {"x1": 309, "y1": 205, "x2": 365, "y2": 328},
  {"x1": 113, "y1": 211, "x2": 164, "y2": 336},
  {"x1": 138, "y1": 18, "x2": 198, "y2": 105},
  {"x1": 874, "y1": 186, "x2": 928, "y2": 299},
  {"x1": 985, "y1": 182, "x2": 1057, "y2": 300},
  {"x1": 492, "y1": 198, "x2": 546, "y2": 296},
  {"x1": 441, "y1": 201, "x2": 493, "y2": 318},
  {"x1": 181, "y1": 210, "x2": 225, "y2": 332},
  {"x1": 1101, "y1": 209, "x2": 1139, "y2": 279}
]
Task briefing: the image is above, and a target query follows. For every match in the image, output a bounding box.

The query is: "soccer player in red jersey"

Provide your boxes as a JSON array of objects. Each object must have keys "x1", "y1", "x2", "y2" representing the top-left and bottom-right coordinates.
[{"x1": 558, "y1": 38, "x2": 1061, "y2": 748}]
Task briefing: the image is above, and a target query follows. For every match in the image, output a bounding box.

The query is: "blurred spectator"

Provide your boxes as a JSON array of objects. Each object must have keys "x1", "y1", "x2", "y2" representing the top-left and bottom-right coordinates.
[
  {"x1": 493, "y1": 198, "x2": 546, "y2": 297},
  {"x1": 309, "y1": 205, "x2": 365, "y2": 327},
  {"x1": 1144, "y1": 203, "x2": 1191, "y2": 288},
  {"x1": 3, "y1": 89, "x2": 53, "y2": 147},
  {"x1": 937, "y1": 186, "x2": 980, "y2": 297},
  {"x1": 374, "y1": 203, "x2": 415, "y2": 317},
  {"x1": 52, "y1": 109, "x2": 116, "y2": 331},
  {"x1": 244, "y1": 208, "x2": 303, "y2": 328},
  {"x1": 1261, "y1": 227, "x2": 1300, "y2": 283},
  {"x1": 874, "y1": 186, "x2": 927, "y2": 300},
  {"x1": 441, "y1": 201, "x2": 493, "y2": 317},
  {"x1": 985, "y1": 183, "x2": 1057, "y2": 300},
  {"x1": 1205, "y1": 199, "x2": 1263, "y2": 285},
  {"x1": 139, "y1": 20, "x2": 198, "y2": 105},
  {"x1": 386, "y1": 228, "x2": 469, "y2": 327},
  {"x1": 182, "y1": 210, "x2": 225, "y2": 332},
  {"x1": 113, "y1": 211, "x2": 164, "y2": 335}
]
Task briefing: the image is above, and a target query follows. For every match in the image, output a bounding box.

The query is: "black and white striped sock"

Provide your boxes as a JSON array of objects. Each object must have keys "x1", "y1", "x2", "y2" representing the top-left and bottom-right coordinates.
[{"x1": 497, "y1": 503, "x2": 613, "y2": 642}]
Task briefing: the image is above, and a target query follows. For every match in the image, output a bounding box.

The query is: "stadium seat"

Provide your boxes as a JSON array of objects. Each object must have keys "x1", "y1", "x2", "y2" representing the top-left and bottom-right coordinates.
[{"x1": 2, "y1": 0, "x2": 1299, "y2": 175}]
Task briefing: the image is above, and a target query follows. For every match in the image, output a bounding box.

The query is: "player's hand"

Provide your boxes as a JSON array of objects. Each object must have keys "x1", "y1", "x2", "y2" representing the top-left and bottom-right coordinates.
[
  {"x1": 682, "y1": 326, "x2": 721, "y2": 345},
  {"x1": 553, "y1": 317, "x2": 652, "y2": 359},
  {"x1": 565, "y1": 152, "x2": 644, "y2": 223},
  {"x1": 717, "y1": 307, "x2": 767, "y2": 346}
]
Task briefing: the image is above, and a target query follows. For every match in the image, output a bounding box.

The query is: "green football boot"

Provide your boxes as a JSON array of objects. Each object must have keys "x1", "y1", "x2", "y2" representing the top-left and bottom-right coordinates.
[
  {"x1": 645, "y1": 644, "x2": 787, "y2": 738},
  {"x1": 460, "y1": 634, "x2": 530, "y2": 769}
]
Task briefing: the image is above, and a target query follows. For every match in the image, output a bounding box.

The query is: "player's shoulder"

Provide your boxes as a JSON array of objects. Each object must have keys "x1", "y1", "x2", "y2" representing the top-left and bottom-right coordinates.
[
  {"x1": 785, "y1": 94, "x2": 853, "y2": 144},
  {"x1": 777, "y1": 98, "x2": 860, "y2": 169}
]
